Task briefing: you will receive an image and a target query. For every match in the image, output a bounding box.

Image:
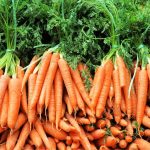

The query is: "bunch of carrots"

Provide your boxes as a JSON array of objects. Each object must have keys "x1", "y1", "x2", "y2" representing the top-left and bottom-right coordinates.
[{"x1": 0, "y1": 49, "x2": 150, "y2": 150}]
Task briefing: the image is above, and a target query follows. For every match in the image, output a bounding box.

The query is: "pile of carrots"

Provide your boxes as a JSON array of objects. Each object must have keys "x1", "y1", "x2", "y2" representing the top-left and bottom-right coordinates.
[{"x1": 0, "y1": 50, "x2": 150, "y2": 150}]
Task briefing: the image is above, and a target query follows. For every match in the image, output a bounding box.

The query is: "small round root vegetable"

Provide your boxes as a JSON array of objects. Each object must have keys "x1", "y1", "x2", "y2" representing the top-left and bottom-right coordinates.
[{"x1": 119, "y1": 140, "x2": 127, "y2": 149}]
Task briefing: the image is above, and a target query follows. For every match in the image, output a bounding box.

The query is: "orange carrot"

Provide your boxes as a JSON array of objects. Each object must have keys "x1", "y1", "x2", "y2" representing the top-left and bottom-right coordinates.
[
  {"x1": 17, "y1": 66, "x2": 28, "y2": 114},
  {"x1": 58, "y1": 58, "x2": 77, "y2": 110},
  {"x1": 54, "y1": 69, "x2": 63, "y2": 129},
  {"x1": 24, "y1": 144, "x2": 34, "y2": 150},
  {"x1": 91, "y1": 129, "x2": 105, "y2": 139},
  {"x1": 119, "y1": 140, "x2": 127, "y2": 149},
  {"x1": 0, "y1": 90, "x2": 9, "y2": 127},
  {"x1": 66, "y1": 146, "x2": 72, "y2": 150},
  {"x1": 0, "y1": 75, "x2": 9, "y2": 112},
  {"x1": 22, "y1": 55, "x2": 39, "y2": 90},
  {"x1": 69, "y1": 132, "x2": 80, "y2": 142},
  {"x1": 147, "y1": 63, "x2": 150, "y2": 80},
  {"x1": 125, "y1": 135, "x2": 133, "y2": 143},
  {"x1": 7, "y1": 78, "x2": 21, "y2": 130},
  {"x1": 91, "y1": 66, "x2": 105, "y2": 111},
  {"x1": 144, "y1": 129, "x2": 150, "y2": 136},
  {"x1": 71, "y1": 141, "x2": 80, "y2": 149},
  {"x1": 35, "y1": 120, "x2": 51, "y2": 149},
  {"x1": 61, "y1": 102, "x2": 66, "y2": 118},
  {"x1": 64, "y1": 93, "x2": 73, "y2": 115},
  {"x1": 128, "y1": 143, "x2": 138, "y2": 150},
  {"x1": 112, "y1": 69, "x2": 122, "y2": 123},
  {"x1": 30, "y1": 129, "x2": 43, "y2": 147},
  {"x1": 85, "y1": 132, "x2": 94, "y2": 141},
  {"x1": 119, "y1": 119, "x2": 127, "y2": 127},
  {"x1": 109, "y1": 81, "x2": 114, "y2": 101},
  {"x1": 59, "y1": 120, "x2": 75, "y2": 132},
  {"x1": 142, "y1": 115, "x2": 150, "y2": 128},
  {"x1": 0, "y1": 69, "x2": 3, "y2": 76},
  {"x1": 76, "y1": 117, "x2": 91, "y2": 125},
  {"x1": 99, "y1": 146, "x2": 110, "y2": 150},
  {"x1": 88, "y1": 116, "x2": 96, "y2": 124},
  {"x1": 14, "y1": 122, "x2": 30, "y2": 150},
  {"x1": 121, "y1": 93, "x2": 126, "y2": 113},
  {"x1": 136, "y1": 69, "x2": 148, "y2": 127},
  {"x1": 134, "y1": 138, "x2": 150, "y2": 149},
  {"x1": 85, "y1": 125, "x2": 95, "y2": 132},
  {"x1": 110, "y1": 126, "x2": 122, "y2": 136},
  {"x1": 116, "y1": 56, "x2": 126, "y2": 87},
  {"x1": 66, "y1": 136, "x2": 72, "y2": 145},
  {"x1": 134, "y1": 67, "x2": 140, "y2": 95},
  {"x1": 48, "y1": 137, "x2": 56, "y2": 150},
  {"x1": 43, "y1": 122, "x2": 67, "y2": 140},
  {"x1": 29, "y1": 52, "x2": 52, "y2": 125},
  {"x1": 0, "y1": 143, "x2": 6, "y2": 150},
  {"x1": 48, "y1": 85, "x2": 55, "y2": 124},
  {"x1": 96, "y1": 119, "x2": 106, "y2": 129},
  {"x1": 145, "y1": 106, "x2": 150, "y2": 117},
  {"x1": 105, "y1": 136, "x2": 117, "y2": 148},
  {"x1": 57, "y1": 142, "x2": 66, "y2": 150},
  {"x1": 126, "y1": 120, "x2": 133, "y2": 136},
  {"x1": 6, "y1": 130, "x2": 20, "y2": 150},
  {"x1": 96, "y1": 60, "x2": 113, "y2": 118},
  {"x1": 131, "y1": 88, "x2": 137, "y2": 118}
]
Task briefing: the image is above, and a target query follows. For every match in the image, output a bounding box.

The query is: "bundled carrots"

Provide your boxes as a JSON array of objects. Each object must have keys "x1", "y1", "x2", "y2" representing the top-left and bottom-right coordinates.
[{"x1": 0, "y1": 50, "x2": 150, "y2": 150}]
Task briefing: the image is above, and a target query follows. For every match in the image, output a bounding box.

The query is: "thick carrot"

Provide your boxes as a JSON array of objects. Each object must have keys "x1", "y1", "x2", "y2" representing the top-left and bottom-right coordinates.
[
  {"x1": 131, "y1": 88, "x2": 137, "y2": 118},
  {"x1": 134, "y1": 138, "x2": 150, "y2": 149},
  {"x1": 145, "y1": 106, "x2": 150, "y2": 117},
  {"x1": 58, "y1": 58, "x2": 77, "y2": 110},
  {"x1": 14, "y1": 112, "x2": 27, "y2": 132},
  {"x1": 29, "y1": 52, "x2": 52, "y2": 125},
  {"x1": 116, "y1": 56, "x2": 126, "y2": 87},
  {"x1": 35, "y1": 120, "x2": 51, "y2": 149},
  {"x1": 6, "y1": 130, "x2": 20, "y2": 150},
  {"x1": 64, "y1": 93, "x2": 73, "y2": 115},
  {"x1": 54, "y1": 69, "x2": 63, "y2": 129},
  {"x1": 17, "y1": 66, "x2": 28, "y2": 114},
  {"x1": 91, "y1": 129, "x2": 105, "y2": 139},
  {"x1": 112, "y1": 69, "x2": 122, "y2": 123},
  {"x1": 136, "y1": 69, "x2": 148, "y2": 127},
  {"x1": 24, "y1": 144, "x2": 34, "y2": 150},
  {"x1": 0, "y1": 75, "x2": 9, "y2": 112},
  {"x1": 7, "y1": 78, "x2": 22, "y2": 130},
  {"x1": 48, "y1": 85, "x2": 55, "y2": 124},
  {"x1": 48, "y1": 137, "x2": 56, "y2": 150},
  {"x1": 0, "y1": 90, "x2": 9, "y2": 127},
  {"x1": 105, "y1": 136, "x2": 117, "y2": 148},
  {"x1": 14, "y1": 122, "x2": 30, "y2": 150},
  {"x1": 45, "y1": 53, "x2": 60, "y2": 111},
  {"x1": 22, "y1": 55, "x2": 39, "y2": 90},
  {"x1": 125, "y1": 135, "x2": 133, "y2": 143},
  {"x1": 91, "y1": 66, "x2": 105, "y2": 111},
  {"x1": 110, "y1": 126, "x2": 122, "y2": 136},
  {"x1": 96, "y1": 60, "x2": 113, "y2": 118},
  {"x1": 128, "y1": 143, "x2": 138, "y2": 150},
  {"x1": 73, "y1": 82, "x2": 86, "y2": 114},
  {"x1": 142, "y1": 115, "x2": 150, "y2": 128},
  {"x1": 59, "y1": 120, "x2": 75, "y2": 132},
  {"x1": 57, "y1": 142, "x2": 66, "y2": 150},
  {"x1": 30, "y1": 129, "x2": 43, "y2": 147},
  {"x1": 70, "y1": 67, "x2": 91, "y2": 108},
  {"x1": 119, "y1": 140, "x2": 127, "y2": 149},
  {"x1": 43, "y1": 122, "x2": 67, "y2": 140}
]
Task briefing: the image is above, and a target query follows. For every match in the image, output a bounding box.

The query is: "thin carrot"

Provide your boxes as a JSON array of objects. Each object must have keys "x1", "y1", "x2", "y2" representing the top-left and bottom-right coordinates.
[
  {"x1": 48, "y1": 85, "x2": 55, "y2": 124},
  {"x1": 91, "y1": 66, "x2": 105, "y2": 111},
  {"x1": 30, "y1": 129, "x2": 43, "y2": 147},
  {"x1": 7, "y1": 78, "x2": 22, "y2": 130},
  {"x1": 134, "y1": 138, "x2": 150, "y2": 149},
  {"x1": 70, "y1": 67, "x2": 91, "y2": 108},
  {"x1": 48, "y1": 137, "x2": 56, "y2": 150},
  {"x1": 91, "y1": 129, "x2": 105, "y2": 139},
  {"x1": 109, "y1": 81, "x2": 114, "y2": 102},
  {"x1": 113, "y1": 68, "x2": 122, "y2": 123},
  {"x1": 64, "y1": 93, "x2": 73, "y2": 115},
  {"x1": 22, "y1": 55, "x2": 39, "y2": 90},
  {"x1": 134, "y1": 67, "x2": 140, "y2": 95},
  {"x1": 142, "y1": 115, "x2": 150, "y2": 128},
  {"x1": 43, "y1": 122, "x2": 67, "y2": 140},
  {"x1": 6, "y1": 130, "x2": 20, "y2": 150},
  {"x1": 131, "y1": 88, "x2": 137, "y2": 118},
  {"x1": 59, "y1": 120, "x2": 75, "y2": 132},
  {"x1": 57, "y1": 142, "x2": 66, "y2": 150},
  {"x1": 58, "y1": 58, "x2": 77, "y2": 110},
  {"x1": 121, "y1": 93, "x2": 126, "y2": 113},
  {"x1": 116, "y1": 55, "x2": 126, "y2": 87},
  {"x1": 17, "y1": 66, "x2": 28, "y2": 114},
  {"x1": 96, "y1": 60, "x2": 113, "y2": 118},
  {"x1": 0, "y1": 90, "x2": 9, "y2": 127},
  {"x1": 0, "y1": 75, "x2": 9, "y2": 112},
  {"x1": 34, "y1": 119, "x2": 51, "y2": 149},
  {"x1": 14, "y1": 122, "x2": 30, "y2": 150},
  {"x1": 55, "y1": 69, "x2": 63, "y2": 129},
  {"x1": 136, "y1": 69, "x2": 148, "y2": 127}
]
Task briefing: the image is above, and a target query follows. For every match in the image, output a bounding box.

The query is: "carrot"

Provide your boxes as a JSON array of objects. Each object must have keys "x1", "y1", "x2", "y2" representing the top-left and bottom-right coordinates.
[
  {"x1": 48, "y1": 85, "x2": 55, "y2": 124},
  {"x1": 35, "y1": 119, "x2": 51, "y2": 149},
  {"x1": 134, "y1": 67, "x2": 140, "y2": 95},
  {"x1": 119, "y1": 119, "x2": 127, "y2": 127},
  {"x1": 90, "y1": 144, "x2": 97, "y2": 150},
  {"x1": 0, "y1": 90, "x2": 9, "y2": 127},
  {"x1": 6, "y1": 131, "x2": 19, "y2": 150},
  {"x1": 76, "y1": 117, "x2": 91, "y2": 125},
  {"x1": 69, "y1": 132, "x2": 80, "y2": 142},
  {"x1": 91, "y1": 66, "x2": 105, "y2": 111},
  {"x1": 14, "y1": 122, "x2": 30, "y2": 150},
  {"x1": 105, "y1": 136, "x2": 117, "y2": 148},
  {"x1": 134, "y1": 138, "x2": 150, "y2": 149},
  {"x1": 43, "y1": 122, "x2": 67, "y2": 140},
  {"x1": 29, "y1": 129, "x2": 43, "y2": 147},
  {"x1": 57, "y1": 142, "x2": 66, "y2": 150},
  {"x1": 131, "y1": 88, "x2": 137, "y2": 118},
  {"x1": 107, "y1": 97, "x2": 113, "y2": 109},
  {"x1": 61, "y1": 102, "x2": 66, "y2": 118},
  {"x1": 24, "y1": 144, "x2": 34, "y2": 150},
  {"x1": 54, "y1": 69, "x2": 63, "y2": 129},
  {"x1": 0, "y1": 143, "x2": 6, "y2": 150},
  {"x1": 66, "y1": 136, "x2": 72, "y2": 145},
  {"x1": 121, "y1": 93, "x2": 126, "y2": 113},
  {"x1": 0, "y1": 69, "x2": 3, "y2": 76},
  {"x1": 36, "y1": 145, "x2": 46, "y2": 150},
  {"x1": 109, "y1": 81, "x2": 114, "y2": 101},
  {"x1": 147, "y1": 63, "x2": 150, "y2": 80},
  {"x1": 144, "y1": 129, "x2": 150, "y2": 136},
  {"x1": 96, "y1": 60, "x2": 113, "y2": 118},
  {"x1": 105, "y1": 119, "x2": 111, "y2": 128},
  {"x1": 128, "y1": 143, "x2": 138, "y2": 150},
  {"x1": 99, "y1": 146, "x2": 110, "y2": 150},
  {"x1": 66, "y1": 113, "x2": 91, "y2": 150},
  {"x1": 112, "y1": 69, "x2": 122, "y2": 123},
  {"x1": 142, "y1": 115, "x2": 150, "y2": 128},
  {"x1": 126, "y1": 120, "x2": 133, "y2": 136},
  {"x1": 48, "y1": 137, "x2": 56, "y2": 150},
  {"x1": 73, "y1": 82, "x2": 86, "y2": 115},
  {"x1": 86, "y1": 132, "x2": 94, "y2": 141},
  {"x1": 125, "y1": 135, "x2": 133, "y2": 143},
  {"x1": 71, "y1": 141, "x2": 80, "y2": 149},
  {"x1": 91, "y1": 129, "x2": 105, "y2": 139},
  {"x1": 145, "y1": 106, "x2": 150, "y2": 117},
  {"x1": 59, "y1": 120, "x2": 75, "y2": 132},
  {"x1": 136, "y1": 69, "x2": 148, "y2": 127},
  {"x1": 110, "y1": 126, "x2": 122, "y2": 136},
  {"x1": 85, "y1": 125, "x2": 95, "y2": 132},
  {"x1": 7, "y1": 78, "x2": 21, "y2": 130},
  {"x1": 0, "y1": 75, "x2": 9, "y2": 112},
  {"x1": 119, "y1": 140, "x2": 127, "y2": 149},
  {"x1": 116, "y1": 56, "x2": 126, "y2": 87},
  {"x1": 64, "y1": 93, "x2": 73, "y2": 115},
  {"x1": 96, "y1": 119, "x2": 106, "y2": 129},
  {"x1": 88, "y1": 116, "x2": 96, "y2": 124},
  {"x1": 66, "y1": 146, "x2": 72, "y2": 150},
  {"x1": 58, "y1": 58, "x2": 77, "y2": 110},
  {"x1": 29, "y1": 52, "x2": 52, "y2": 125},
  {"x1": 22, "y1": 55, "x2": 39, "y2": 90}
]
